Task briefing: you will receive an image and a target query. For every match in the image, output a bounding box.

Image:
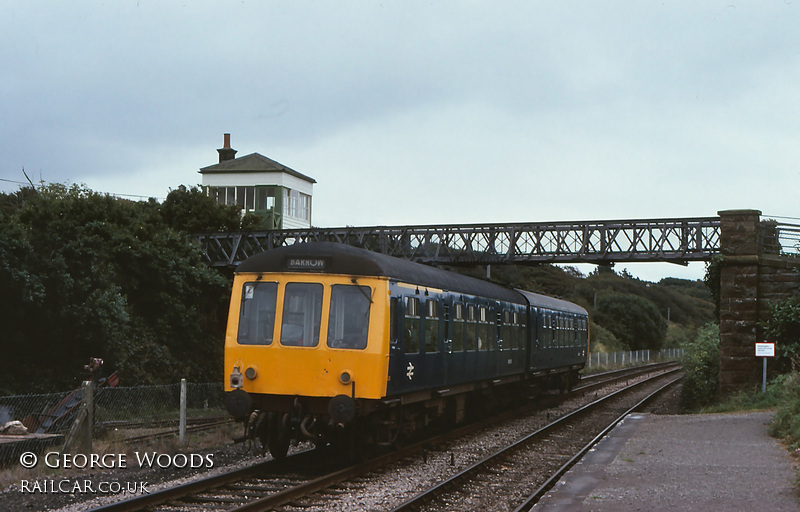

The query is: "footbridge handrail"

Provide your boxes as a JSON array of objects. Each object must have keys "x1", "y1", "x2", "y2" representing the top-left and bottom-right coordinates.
[{"x1": 194, "y1": 216, "x2": 723, "y2": 267}]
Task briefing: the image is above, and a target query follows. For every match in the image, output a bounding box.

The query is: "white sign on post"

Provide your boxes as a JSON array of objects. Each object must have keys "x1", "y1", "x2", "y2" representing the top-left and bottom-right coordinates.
[
  {"x1": 756, "y1": 342, "x2": 776, "y2": 395},
  {"x1": 755, "y1": 342, "x2": 776, "y2": 358}
]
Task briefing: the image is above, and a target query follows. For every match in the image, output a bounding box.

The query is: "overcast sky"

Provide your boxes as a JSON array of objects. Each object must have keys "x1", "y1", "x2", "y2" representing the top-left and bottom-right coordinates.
[{"x1": 2, "y1": 1, "x2": 798, "y2": 282}]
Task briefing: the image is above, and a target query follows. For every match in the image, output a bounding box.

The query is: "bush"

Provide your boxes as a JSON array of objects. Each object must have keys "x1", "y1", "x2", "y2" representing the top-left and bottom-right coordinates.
[
  {"x1": 763, "y1": 293, "x2": 800, "y2": 371},
  {"x1": 592, "y1": 291, "x2": 667, "y2": 351},
  {"x1": 679, "y1": 323, "x2": 720, "y2": 411},
  {"x1": 589, "y1": 322, "x2": 624, "y2": 353},
  {"x1": 768, "y1": 373, "x2": 800, "y2": 450}
]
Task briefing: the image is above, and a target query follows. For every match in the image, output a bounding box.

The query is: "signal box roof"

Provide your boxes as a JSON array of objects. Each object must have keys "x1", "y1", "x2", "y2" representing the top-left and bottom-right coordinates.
[{"x1": 199, "y1": 153, "x2": 316, "y2": 184}]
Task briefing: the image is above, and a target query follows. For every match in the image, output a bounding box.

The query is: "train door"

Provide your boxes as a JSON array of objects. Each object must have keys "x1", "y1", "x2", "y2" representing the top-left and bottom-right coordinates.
[{"x1": 422, "y1": 297, "x2": 445, "y2": 388}]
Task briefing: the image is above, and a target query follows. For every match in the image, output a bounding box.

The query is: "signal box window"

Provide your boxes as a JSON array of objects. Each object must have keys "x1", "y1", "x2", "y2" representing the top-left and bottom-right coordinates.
[
  {"x1": 280, "y1": 283, "x2": 323, "y2": 347},
  {"x1": 237, "y1": 282, "x2": 278, "y2": 345},
  {"x1": 327, "y1": 285, "x2": 371, "y2": 350},
  {"x1": 404, "y1": 297, "x2": 420, "y2": 354}
]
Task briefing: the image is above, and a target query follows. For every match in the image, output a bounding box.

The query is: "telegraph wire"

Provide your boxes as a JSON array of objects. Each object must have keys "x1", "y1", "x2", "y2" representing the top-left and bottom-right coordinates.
[{"x1": 0, "y1": 177, "x2": 165, "y2": 201}]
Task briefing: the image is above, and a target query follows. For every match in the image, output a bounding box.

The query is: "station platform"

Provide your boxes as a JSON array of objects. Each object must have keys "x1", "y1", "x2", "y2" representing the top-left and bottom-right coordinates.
[
  {"x1": 533, "y1": 411, "x2": 800, "y2": 511},
  {"x1": 0, "y1": 434, "x2": 63, "y2": 467}
]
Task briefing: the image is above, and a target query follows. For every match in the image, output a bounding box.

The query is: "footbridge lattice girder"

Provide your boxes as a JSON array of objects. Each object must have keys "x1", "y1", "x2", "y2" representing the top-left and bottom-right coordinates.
[{"x1": 195, "y1": 217, "x2": 725, "y2": 267}]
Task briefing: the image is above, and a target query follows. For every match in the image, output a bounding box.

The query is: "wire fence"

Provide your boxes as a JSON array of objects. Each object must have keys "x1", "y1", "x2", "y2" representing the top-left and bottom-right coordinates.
[
  {"x1": 585, "y1": 348, "x2": 684, "y2": 370},
  {"x1": 1, "y1": 350, "x2": 684, "y2": 435},
  {"x1": 0, "y1": 382, "x2": 226, "y2": 435}
]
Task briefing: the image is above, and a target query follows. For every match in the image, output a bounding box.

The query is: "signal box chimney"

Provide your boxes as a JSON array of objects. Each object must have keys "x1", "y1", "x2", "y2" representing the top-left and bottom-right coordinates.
[{"x1": 217, "y1": 133, "x2": 237, "y2": 163}]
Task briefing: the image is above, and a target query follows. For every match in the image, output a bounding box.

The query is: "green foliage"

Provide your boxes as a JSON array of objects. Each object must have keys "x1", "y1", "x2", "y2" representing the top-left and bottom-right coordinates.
[
  {"x1": 588, "y1": 322, "x2": 624, "y2": 352},
  {"x1": 592, "y1": 291, "x2": 667, "y2": 351},
  {"x1": 704, "y1": 256, "x2": 723, "y2": 318},
  {"x1": 0, "y1": 184, "x2": 237, "y2": 393},
  {"x1": 679, "y1": 323, "x2": 720, "y2": 411},
  {"x1": 768, "y1": 373, "x2": 800, "y2": 450},
  {"x1": 160, "y1": 185, "x2": 244, "y2": 233},
  {"x1": 700, "y1": 376, "x2": 783, "y2": 414},
  {"x1": 763, "y1": 292, "x2": 800, "y2": 371},
  {"x1": 665, "y1": 323, "x2": 696, "y2": 349}
]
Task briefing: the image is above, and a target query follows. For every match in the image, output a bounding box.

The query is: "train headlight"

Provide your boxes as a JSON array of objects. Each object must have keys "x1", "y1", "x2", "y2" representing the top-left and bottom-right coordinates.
[
  {"x1": 230, "y1": 367, "x2": 244, "y2": 389},
  {"x1": 245, "y1": 366, "x2": 258, "y2": 380},
  {"x1": 339, "y1": 371, "x2": 352, "y2": 385}
]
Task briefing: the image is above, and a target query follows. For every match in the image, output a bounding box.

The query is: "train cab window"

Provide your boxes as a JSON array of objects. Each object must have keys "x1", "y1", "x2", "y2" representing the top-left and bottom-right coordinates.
[
  {"x1": 237, "y1": 282, "x2": 278, "y2": 345},
  {"x1": 452, "y1": 303, "x2": 465, "y2": 351},
  {"x1": 280, "y1": 283, "x2": 323, "y2": 347},
  {"x1": 404, "y1": 297, "x2": 420, "y2": 354},
  {"x1": 424, "y1": 299, "x2": 439, "y2": 353},
  {"x1": 327, "y1": 284, "x2": 371, "y2": 350}
]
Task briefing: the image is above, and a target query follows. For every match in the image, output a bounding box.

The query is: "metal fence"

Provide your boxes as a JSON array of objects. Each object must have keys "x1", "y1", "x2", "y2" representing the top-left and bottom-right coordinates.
[
  {"x1": 761, "y1": 221, "x2": 800, "y2": 257},
  {"x1": 585, "y1": 349, "x2": 685, "y2": 370},
  {"x1": 0, "y1": 382, "x2": 225, "y2": 435},
  {"x1": 1, "y1": 350, "x2": 684, "y2": 434}
]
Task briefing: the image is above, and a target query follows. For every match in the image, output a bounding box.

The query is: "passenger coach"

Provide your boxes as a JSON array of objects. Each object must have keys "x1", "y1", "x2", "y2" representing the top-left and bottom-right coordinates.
[{"x1": 224, "y1": 242, "x2": 588, "y2": 458}]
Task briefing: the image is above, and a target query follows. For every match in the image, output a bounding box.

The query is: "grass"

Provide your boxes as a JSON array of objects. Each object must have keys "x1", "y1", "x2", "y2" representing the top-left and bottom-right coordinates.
[{"x1": 694, "y1": 373, "x2": 800, "y2": 453}]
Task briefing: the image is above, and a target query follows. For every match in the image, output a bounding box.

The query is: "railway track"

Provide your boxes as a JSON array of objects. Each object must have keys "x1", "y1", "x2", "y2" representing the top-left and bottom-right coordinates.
[
  {"x1": 87, "y1": 363, "x2": 680, "y2": 512},
  {"x1": 391, "y1": 368, "x2": 681, "y2": 511}
]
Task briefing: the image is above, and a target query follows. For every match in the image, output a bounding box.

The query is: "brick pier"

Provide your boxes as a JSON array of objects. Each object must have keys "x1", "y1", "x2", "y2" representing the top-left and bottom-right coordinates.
[{"x1": 718, "y1": 210, "x2": 800, "y2": 393}]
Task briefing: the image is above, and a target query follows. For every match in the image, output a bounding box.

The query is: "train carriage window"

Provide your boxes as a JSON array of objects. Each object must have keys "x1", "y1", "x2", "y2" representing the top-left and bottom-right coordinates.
[
  {"x1": 541, "y1": 313, "x2": 549, "y2": 348},
  {"x1": 404, "y1": 297, "x2": 420, "y2": 354},
  {"x1": 327, "y1": 285, "x2": 371, "y2": 350},
  {"x1": 501, "y1": 310, "x2": 513, "y2": 349},
  {"x1": 280, "y1": 283, "x2": 323, "y2": 347},
  {"x1": 237, "y1": 282, "x2": 278, "y2": 345},
  {"x1": 452, "y1": 303, "x2": 465, "y2": 351},
  {"x1": 488, "y1": 307, "x2": 497, "y2": 350},
  {"x1": 465, "y1": 305, "x2": 477, "y2": 351},
  {"x1": 424, "y1": 299, "x2": 439, "y2": 353},
  {"x1": 514, "y1": 310, "x2": 525, "y2": 350},
  {"x1": 477, "y1": 306, "x2": 489, "y2": 351}
]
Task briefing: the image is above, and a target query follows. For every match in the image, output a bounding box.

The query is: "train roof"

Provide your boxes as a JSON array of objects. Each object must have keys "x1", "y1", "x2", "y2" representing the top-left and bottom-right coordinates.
[
  {"x1": 516, "y1": 290, "x2": 589, "y2": 316},
  {"x1": 236, "y1": 242, "x2": 526, "y2": 304}
]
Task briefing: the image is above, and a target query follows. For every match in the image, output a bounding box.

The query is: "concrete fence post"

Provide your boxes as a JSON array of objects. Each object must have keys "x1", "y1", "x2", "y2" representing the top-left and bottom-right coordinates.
[{"x1": 179, "y1": 378, "x2": 187, "y2": 447}]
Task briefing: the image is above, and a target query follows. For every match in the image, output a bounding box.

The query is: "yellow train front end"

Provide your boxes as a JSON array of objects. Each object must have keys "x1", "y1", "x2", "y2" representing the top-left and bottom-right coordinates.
[{"x1": 223, "y1": 267, "x2": 390, "y2": 458}]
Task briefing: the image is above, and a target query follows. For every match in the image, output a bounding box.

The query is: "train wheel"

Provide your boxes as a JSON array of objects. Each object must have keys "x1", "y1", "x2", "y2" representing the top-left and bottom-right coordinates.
[
  {"x1": 268, "y1": 413, "x2": 291, "y2": 460},
  {"x1": 253, "y1": 413, "x2": 269, "y2": 455}
]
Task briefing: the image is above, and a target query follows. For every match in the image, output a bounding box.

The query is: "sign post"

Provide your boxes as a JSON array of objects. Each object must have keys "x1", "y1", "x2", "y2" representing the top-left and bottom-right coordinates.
[{"x1": 755, "y1": 342, "x2": 776, "y2": 394}]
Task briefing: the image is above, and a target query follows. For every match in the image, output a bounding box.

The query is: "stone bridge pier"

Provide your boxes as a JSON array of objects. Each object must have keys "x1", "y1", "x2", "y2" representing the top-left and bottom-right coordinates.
[{"x1": 718, "y1": 209, "x2": 800, "y2": 394}]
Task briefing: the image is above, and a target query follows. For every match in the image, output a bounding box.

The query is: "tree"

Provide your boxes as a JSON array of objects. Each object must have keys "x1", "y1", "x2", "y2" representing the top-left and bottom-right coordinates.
[
  {"x1": 680, "y1": 323, "x2": 720, "y2": 411},
  {"x1": 592, "y1": 291, "x2": 667, "y2": 351},
  {"x1": 160, "y1": 185, "x2": 244, "y2": 233},
  {"x1": 763, "y1": 292, "x2": 800, "y2": 371},
  {"x1": 0, "y1": 184, "x2": 231, "y2": 392}
]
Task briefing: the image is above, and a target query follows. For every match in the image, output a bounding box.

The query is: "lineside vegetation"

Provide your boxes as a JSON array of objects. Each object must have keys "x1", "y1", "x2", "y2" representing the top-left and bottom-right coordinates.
[{"x1": 0, "y1": 183, "x2": 717, "y2": 394}]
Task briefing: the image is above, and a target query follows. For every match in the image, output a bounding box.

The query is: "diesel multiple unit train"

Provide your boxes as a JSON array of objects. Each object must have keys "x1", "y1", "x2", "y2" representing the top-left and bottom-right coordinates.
[{"x1": 223, "y1": 242, "x2": 589, "y2": 458}]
